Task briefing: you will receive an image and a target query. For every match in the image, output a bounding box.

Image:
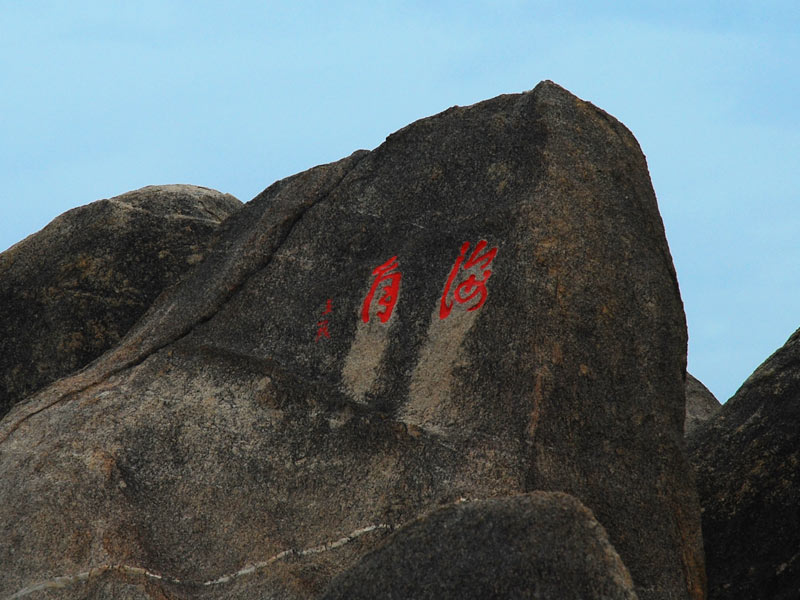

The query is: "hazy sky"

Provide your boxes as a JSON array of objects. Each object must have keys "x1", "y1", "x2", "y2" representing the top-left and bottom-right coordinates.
[{"x1": 2, "y1": 1, "x2": 798, "y2": 402}]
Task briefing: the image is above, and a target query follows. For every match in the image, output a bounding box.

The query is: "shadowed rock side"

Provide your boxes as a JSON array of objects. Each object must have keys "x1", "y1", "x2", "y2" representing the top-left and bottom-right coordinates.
[
  {"x1": 321, "y1": 492, "x2": 638, "y2": 600},
  {"x1": 684, "y1": 373, "x2": 721, "y2": 435},
  {"x1": 688, "y1": 327, "x2": 800, "y2": 600},
  {"x1": 0, "y1": 82, "x2": 703, "y2": 600},
  {"x1": 0, "y1": 185, "x2": 242, "y2": 417}
]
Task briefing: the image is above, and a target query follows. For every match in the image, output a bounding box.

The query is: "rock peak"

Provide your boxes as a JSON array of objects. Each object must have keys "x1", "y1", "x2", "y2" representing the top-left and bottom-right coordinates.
[{"x1": 0, "y1": 83, "x2": 702, "y2": 600}]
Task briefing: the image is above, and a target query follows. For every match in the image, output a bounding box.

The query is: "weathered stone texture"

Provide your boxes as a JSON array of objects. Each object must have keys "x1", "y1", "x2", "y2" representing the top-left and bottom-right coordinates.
[
  {"x1": 321, "y1": 492, "x2": 638, "y2": 600},
  {"x1": 689, "y1": 327, "x2": 800, "y2": 600},
  {"x1": 0, "y1": 82, "x2": 702, "y2": 599},
  {"x1": 0, "y1": 185, "x2": 241, "y2": 417},
  {"x1": 684, "y1": 372, "x2": 721, "y2": 435}
]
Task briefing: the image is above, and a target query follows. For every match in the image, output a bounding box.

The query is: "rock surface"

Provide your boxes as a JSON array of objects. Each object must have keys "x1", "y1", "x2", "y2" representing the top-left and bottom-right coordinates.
[
  {"x1": 684, "y1": 373, "x2": 721, "y2": 435},
  {"x1": 0, "y1": 82, "x2": 703, "y2": 600},
  {"x1": 688, "y1": 327, "x2": 800, "y2": 599},
  {"x1": 0, "y1": 185, "x2": 241, "y2": 418},
  {"x1": 321, "y1": 491, "x2": 638, "y2": 600}
]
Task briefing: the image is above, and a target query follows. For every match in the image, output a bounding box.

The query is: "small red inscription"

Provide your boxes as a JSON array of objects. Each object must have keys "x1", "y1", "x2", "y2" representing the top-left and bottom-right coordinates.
[
  {"x1": 361, "y1": 256, "x2": 402, "y2": 323},
  {"x1": 439, "y1": 240, "x2": 498, "y2": 319},
  {"x1": 315, "y1": 298, "x2": 334, "y2": 342}
]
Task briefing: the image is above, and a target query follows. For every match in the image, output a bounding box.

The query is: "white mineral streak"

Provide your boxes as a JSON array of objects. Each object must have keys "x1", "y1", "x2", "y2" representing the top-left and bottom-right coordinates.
[{"x1": 4, "y1": 523, "x2": 391, "y2": 599}]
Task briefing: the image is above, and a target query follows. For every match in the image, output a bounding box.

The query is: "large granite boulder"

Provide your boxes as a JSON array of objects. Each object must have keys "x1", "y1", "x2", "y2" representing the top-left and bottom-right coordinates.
[
  {"x1": 0, "y1": 185, "x2": 242, "y2": 418},
  {"x1": 0, "y1": 82, "x2": 703, "y2": 600},
  {"x1": 684, "y1": 373, "x2": 721, "y2": 435},
  {"x1": 688, "y1": 327, "x2": 800, "y2": 599},
  {"x1": 321, "y1": 491, "x2": 638, "y2": 600}
]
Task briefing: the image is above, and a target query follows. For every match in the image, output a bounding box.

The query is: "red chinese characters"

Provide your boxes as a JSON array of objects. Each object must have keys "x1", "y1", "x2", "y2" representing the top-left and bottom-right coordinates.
[
  {"x1": 315, "y1": 298, "x2": 333, "y2": 342},
  {"x1": 315, "y1": 242, "x2": 497, "y2": 339},
  {"x1": 439, "y1": 240, "x2": 498, "y2": 320},
  {"x1": 361, "y1": 256, "x2": 402, "y2": 323}
]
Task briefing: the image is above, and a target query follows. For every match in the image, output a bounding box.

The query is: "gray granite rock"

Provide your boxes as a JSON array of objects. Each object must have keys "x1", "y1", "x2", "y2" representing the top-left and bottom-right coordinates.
[
  {"x1": 321, "y1": 492, "x2": 638, "y2": 600},
  {"x1": 684, "y1": 372, "x2": 721, "y2": 435},
  {"x1": 0, "y1": 82, "x2": 703, "y2": 600},
  {"x1": 688, "y1": 327, "x2": 800, "y2": 599},
  {"x1": 0, "y1": 185, "x2": 241, "y2": 418}
]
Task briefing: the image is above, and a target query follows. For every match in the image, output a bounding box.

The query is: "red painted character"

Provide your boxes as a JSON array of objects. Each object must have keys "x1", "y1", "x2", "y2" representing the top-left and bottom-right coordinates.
[
  {"x1": 315, "y1": 320, "x2": 331, "y2": 341},
  {"x1": 315, "y1": 298, "x2": 333, "y2": 342},
  {"x1": 439, "y1": 240, "x2": 498, "y2": 320},
  {"x1": 362, "y1": 256, "x2": 402, "y2": 323}
]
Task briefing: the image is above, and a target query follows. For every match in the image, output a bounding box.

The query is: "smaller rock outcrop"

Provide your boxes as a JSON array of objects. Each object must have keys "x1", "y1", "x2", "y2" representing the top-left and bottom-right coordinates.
[
  {"x1": 684, "y1": 373, "x2": 721, "y2": 435},
  {"x1": 321, "y1": 492, "x2": 637, "y2": 600},
  {"x1": 0, "y1": 185, "x2": 241, "y2": 418},
  {"x1": 688, "y1": 327, "x2": 800, "y2": 600}
]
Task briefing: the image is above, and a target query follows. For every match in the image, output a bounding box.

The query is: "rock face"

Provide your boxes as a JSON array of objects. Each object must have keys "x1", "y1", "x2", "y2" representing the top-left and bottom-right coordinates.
[
  {"x1": 688, "y1": 327, "x2": 800, "y2": 599},
  {"x1": 321, "y1": 491, "x2": 638, "y2": 600},
  {"x1": 0, "y1": 82, "x2": 703, "y2": 600},
  {"x1": 684, "y1": 373, "x2": 721, "y2": 435},
  {"x1": 0, "y1": 185, "x2": 241, "y2": 418}
]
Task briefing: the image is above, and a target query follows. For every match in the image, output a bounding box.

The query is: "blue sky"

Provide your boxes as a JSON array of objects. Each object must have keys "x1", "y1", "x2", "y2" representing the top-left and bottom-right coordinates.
[{"x1": 2, "y1": 1, "x2": 798, "y2": 402}]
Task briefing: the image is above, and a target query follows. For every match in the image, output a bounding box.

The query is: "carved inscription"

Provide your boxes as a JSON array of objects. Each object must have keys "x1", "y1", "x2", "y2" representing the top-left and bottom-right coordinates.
[
  {"x1": 361, "y1": 256, "x2": 402, "y2": 324},
  {"x1": 439, "y1": 240, "x2": 498, "y2": 320},
  {"x1": 315, "y1": 298, "x2": 333, "y2": 342},
  {"x1": 314, "y1": 241, "x2": 498, "y2": 337}
]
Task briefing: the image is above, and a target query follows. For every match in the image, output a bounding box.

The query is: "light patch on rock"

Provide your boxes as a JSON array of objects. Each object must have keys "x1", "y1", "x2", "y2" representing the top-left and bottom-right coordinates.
[
  {"x1": 341, "y1": 317, "x2": 394, "y2": 404},
  {"x1": 404, "y1": 301, "x2": 479, "y2": 432}
]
